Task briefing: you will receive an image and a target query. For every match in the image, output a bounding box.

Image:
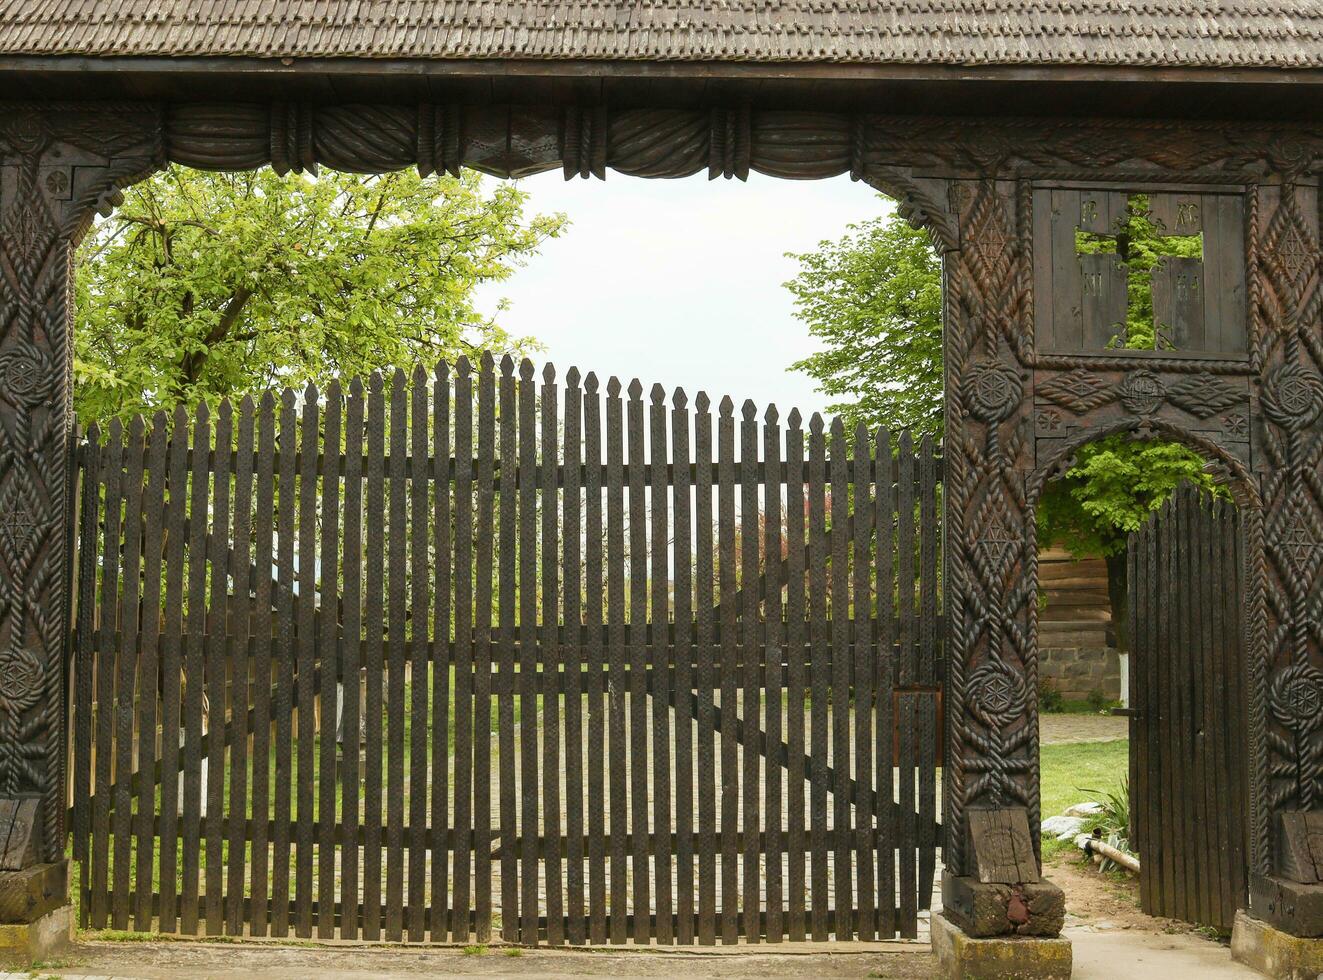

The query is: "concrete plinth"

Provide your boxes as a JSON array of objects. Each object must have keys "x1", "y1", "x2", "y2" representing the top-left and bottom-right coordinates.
[
  {"x1": 0, "y1": 903, "x2": 72, "y2": 968},
  {"x1": 931, "y1": 910, "x2": 1072, "y2": 980},
  {"x1": 1232, "y1": 909, "x2": 1323, "y2": 979}
]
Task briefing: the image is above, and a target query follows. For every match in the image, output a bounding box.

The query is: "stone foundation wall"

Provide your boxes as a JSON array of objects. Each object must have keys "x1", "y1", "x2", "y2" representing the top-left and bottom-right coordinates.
[{"x1": 1039, "y1": 645, "x2": 1122, "y2": 702}]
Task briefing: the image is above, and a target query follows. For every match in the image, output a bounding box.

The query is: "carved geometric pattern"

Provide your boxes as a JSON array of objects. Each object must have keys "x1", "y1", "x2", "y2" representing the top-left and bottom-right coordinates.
[
  {"x1": 1167, "y1": 372, "x2": 1243, "y2": 419},
  {"x1": 1224, "y1": 413, "x2": 1249, "y2": 437},
  {"x1": 1262, "y1": 363, "x2": 1323, "y2": 431},
  {"x1": 1038, "y1": 369, "x2": 1112, "y2": 412},
  {"x1": 1116, "y1": 369, "x2": 1166, "y2": 415}
]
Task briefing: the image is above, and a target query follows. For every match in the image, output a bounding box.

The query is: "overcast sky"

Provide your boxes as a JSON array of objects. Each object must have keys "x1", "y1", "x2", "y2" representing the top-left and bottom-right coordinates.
[{"x1": 474, "y1": 171, "x2": 892, "y2": 422}]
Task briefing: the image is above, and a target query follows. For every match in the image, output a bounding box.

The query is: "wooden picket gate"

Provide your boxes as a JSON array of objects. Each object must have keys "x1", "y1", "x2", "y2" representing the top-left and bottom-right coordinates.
[{"x1": 68, "y1": 355, "x2": 943, "y2": 944}]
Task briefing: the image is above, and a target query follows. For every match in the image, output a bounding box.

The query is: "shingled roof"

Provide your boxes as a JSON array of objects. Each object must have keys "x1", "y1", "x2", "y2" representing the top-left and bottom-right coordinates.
[{"x1": 0, "y1": 1, "x2": 1320, "y2": 70}]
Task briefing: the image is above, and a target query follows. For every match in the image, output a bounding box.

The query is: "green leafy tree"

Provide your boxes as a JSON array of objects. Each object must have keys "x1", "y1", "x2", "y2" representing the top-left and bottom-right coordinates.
[
  {"x1": 74, "y1": 165, "x2": 566, "y2": 423},
  {"x1": 787, "y1": 196, "x2": 1220, "y2": 651},
  {"x1": 786, "y1": 207, "x2": 944, "y2": 439}
]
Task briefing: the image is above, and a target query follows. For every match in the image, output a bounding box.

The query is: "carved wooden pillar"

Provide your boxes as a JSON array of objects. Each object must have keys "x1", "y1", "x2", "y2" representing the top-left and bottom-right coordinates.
[
  {"x1": 938, "y1": 174, "x2": 1065, "y2": 935},
  {"x1": 1247, "y1": 152, "x2": 1323, "y2": 936},
  {"x1": 0, "y1": 105, "x2": 159, "y2": 878}
]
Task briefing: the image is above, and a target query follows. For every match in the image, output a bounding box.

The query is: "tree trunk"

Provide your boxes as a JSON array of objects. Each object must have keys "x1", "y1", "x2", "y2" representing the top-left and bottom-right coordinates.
[{"x1": 1104, "y1": 550, "x2": 1129, "y2": 655}]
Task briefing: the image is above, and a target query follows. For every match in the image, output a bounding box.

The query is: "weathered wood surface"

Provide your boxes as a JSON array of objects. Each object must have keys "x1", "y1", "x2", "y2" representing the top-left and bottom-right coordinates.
[{"x1": 71, "y1": 357, "x2": 943, "y2": 944}]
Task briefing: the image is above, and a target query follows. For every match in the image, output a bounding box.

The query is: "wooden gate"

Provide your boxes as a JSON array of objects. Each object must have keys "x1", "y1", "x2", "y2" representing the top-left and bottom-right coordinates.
[
  {"x1": 68, "y1": 355, "x2": 943, "y2": 944},
  {"x1": 1127, "y1": 484, "x2": 1247, "y2": 930}
]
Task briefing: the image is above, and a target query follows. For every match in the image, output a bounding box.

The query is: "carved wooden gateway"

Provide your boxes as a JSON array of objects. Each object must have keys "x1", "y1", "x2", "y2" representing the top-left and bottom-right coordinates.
[{"x1": 1, "y1": 0, "x2": 1323, "y2": 950}]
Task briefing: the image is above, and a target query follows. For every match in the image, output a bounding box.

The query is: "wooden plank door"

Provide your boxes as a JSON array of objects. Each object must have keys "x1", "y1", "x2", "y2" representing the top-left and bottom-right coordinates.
[{"x1": 1128, "y1": 485, "x2": 1248, "y2": 931}]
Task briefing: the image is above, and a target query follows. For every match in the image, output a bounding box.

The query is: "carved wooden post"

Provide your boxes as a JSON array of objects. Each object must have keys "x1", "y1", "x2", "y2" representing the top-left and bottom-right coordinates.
[
  {"x1": 0, "y1": 105, "x2": 158, "y2": 920},
  {"x1": 1246, "y1": 150, "x2": 1323, "y2": 938},
  {"x1": 938, "y1": 175, "x2": 1066, "y2": 938}
]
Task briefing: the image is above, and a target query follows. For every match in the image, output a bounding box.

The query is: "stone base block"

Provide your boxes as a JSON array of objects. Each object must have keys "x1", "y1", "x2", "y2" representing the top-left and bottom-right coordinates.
[
  {"x1": 0, "y1": 903, "x2": 72, "y2": 968},
  {"x1": 1250, "y1": 873, "x2": 1323, "y2": 937},
  {"x1": 1232, "y1": 909, "x2": 1323, "y2": 979},
  {"x1": 942, "y1": 874, "x2": 1066, "y2": 937},
  {"x1": 0, "y1": 861, "x2": 66, "y2": 924},
  {"x1": 931, "y1": 911, "x2": 1072, "y2": 980}
]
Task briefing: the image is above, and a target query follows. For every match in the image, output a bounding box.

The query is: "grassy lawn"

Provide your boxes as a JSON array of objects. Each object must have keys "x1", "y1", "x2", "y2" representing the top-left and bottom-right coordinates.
[{"x1": 1040, "y1": 739, "x2": 1129, "y2": 859}]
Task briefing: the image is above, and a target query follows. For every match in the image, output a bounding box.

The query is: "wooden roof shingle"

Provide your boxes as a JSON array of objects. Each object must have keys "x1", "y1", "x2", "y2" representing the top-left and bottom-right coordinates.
[{"x1": 0, "y1": 0, "x2": 1320, "y2": 69}]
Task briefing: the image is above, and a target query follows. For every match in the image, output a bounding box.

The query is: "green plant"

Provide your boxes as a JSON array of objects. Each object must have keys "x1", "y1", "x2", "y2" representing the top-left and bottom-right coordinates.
[
  {"x1": 1039, "y1": 680, "x2": 1065, "y2": 713},
  {"x1": 461, "y1": 944, "x2": 487, "y2": 956},
  {"x1": 1086, "y1": 688, "x2": 1109, "y2": 713},
  {"x1": 1078, "y1": 775, "x2": 1131, "y2": 842}
]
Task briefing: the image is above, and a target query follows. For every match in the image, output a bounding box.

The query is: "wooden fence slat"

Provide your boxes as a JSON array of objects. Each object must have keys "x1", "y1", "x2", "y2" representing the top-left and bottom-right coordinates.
[
  {"x1": 181, "y1": 406, "x2": 210, "y2": 936},
  {"x1": 694, "y1": 391, "x2": 717, "y2": 947},
  {"x1": 90, "y1": 420, "x2": 120, "y2": 930},
  {"x1": 72, "y1": 427, "x2": 99, "y2": 875},
  {"x1": 408, "y1": 369, "x2": 430, "y2": 942},
  {"x1": 784, "y1": 410, "x2": 807, "y2": 943},
  {"x1": 450, "y1": 359, "x2": 474, "y2": 942},
  {"x1": 583, "y1": 373, "x2": 608, "y2": 946},
  {"x1": 518, "y1": 357, "x2": 540, "y2": 944},
  {"x1": 851, "y1": 422, "x2": 874, "y2": 942},
  {"x1": 270, "y1": 393, "x2": 296, "y2": 938},
  {"x1": 763, "y1": 407, "x2": 784, "y2": 943},
  {"x1": 1158, "y1": 494, "x2": 1180, "y2": 919},
  {"x1": 829, "y1": 418, "x2": 852, "y2": 940},
  {"x1": 339, "y1": 380, "x2": 365, "y2": 940},
  {"x1": 739, "y1": 400, "x2": 761, "y2": 943},
  {"x1": 133, "y1": 418, "x2": 166, "y2": 930},
  {"x1": 385, "y1": 371, "x2": 408, "y2": 942},
  {"x1": 294, "y1": 388, "x2": 318, "y2": 938},
  {"x1": 917, "y1": 435, "x2": 938, "y2": 908},
  {"x1": 204, "y1": 403, "x2": 234, "y2": 935},
  {"x1": 249, "y1": 392, "x2": 276, "y2": 938},
  {"x1": 1203, "y1": 494, "x2": 1231, "y2": 927},
  {"x1": 717, "y1": 395, "x2": 739, "y2": 946},
  {"x1": 113, "y1": 418, "x2": 144, "y2": 931},
  {"x1": 362, "y1": 374, "x2": 386, "y2": 941},
  {"x1": 563, "y1": 367, "x2": 586, "y2": 945},
  {"x1": 428, "y1": 363, "x2": 451, "y2": 941},
  {"x1": 627, "y1": 379, "x2": 651, "y2": 944},
  {"x1": 543, "y1": 363, "x2": 566, "y2": 945},
  {"x1": 317, "y1": 383, "x2": 343, "y2": 939},
  {"x1": 473, "y1": 356, "x2": 496, "y2": 943},
  {"x1": 498, "y1": 355, "x2": 519, "y2": 941},
  {"x1": 807, "y1": 413, "x2": 829, "y2": 942},
  {"x1": 1225, "y1": 503, "x2": 1249, "y2": 917},
  {"x1": 672, "y1": 389, "x2": 696, "y2": 945},
  {"x1": 895, "y1": 433, "x2": 917, "y2": 937},
  {"x1": 225, "y1": 398, "x2": 255, "y2": 936},
  {"x1": 1176, "y1": 486, "x2": 1198, "y2": 922},
  {"x1": 651, "y1": 384, "x2": 673, "y2": 945},
  {"x1": 606, "y1": 376, "x2": 628, "y2": 946},
  {"x1": 875, "y1": 429, "x2": 897, "y2": 939}
]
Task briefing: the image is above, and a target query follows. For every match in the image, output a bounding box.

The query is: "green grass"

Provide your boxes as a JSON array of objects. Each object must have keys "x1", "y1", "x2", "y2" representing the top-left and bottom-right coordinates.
[{"x1": 1040, "y1": 739, "x2": 1129, "y2": 860}]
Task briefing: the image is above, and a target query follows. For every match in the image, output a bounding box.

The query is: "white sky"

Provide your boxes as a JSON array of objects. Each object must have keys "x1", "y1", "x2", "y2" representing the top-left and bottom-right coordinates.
[{"x1": 474, "y1": 171, "x2": 893, "y2": 422}]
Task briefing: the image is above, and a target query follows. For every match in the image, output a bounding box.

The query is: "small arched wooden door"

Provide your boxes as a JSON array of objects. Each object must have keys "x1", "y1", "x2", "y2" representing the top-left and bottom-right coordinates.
[{"x1": 1127, "y1": 484, "x2": 1248, "y2": 930}]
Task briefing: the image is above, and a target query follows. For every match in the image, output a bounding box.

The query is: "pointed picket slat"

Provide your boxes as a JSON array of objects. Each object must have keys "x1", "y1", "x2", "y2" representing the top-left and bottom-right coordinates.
[
  {"x1": 294, "y1": 389, "x2": 318, "y2": 939},
  {"x1": 717, "y1": 395, "x2": 739, "y2": 946},
  {"x1": 248, "y1": 393, "x2": 276, "y2": 938},
  {"x1": 90, "y1": 421, "x2": 121, "y2": 931},
  {"x1": 497, "y1": 355, "x2": 519, "y2": 941},
  {"x1": 542, "y1": 363, "x2": 566, "y2": 944},
  {"x1": 784, "y1": 410, "x2": 808, "y2": 943},
  {"x1": 917, "y1": 435, "x2": 938, "y2": 911},
  {"x1": 563, "y1": 367, "x2": 587, "y2": 946},
  {"x1": 134, "y1": 417, "x2": 166, "y2": 932},
  {"x1": 851, "y1": 422, "x2": 874, "y2": 942},
  {"x1": 694, "y1": 392, "x2": 718, "y2": 947},
  {"x1": 450, "y1": 359, "x2": 475, "y2": 942},
  {"x1": 518, "y1": 358, "x2": 540, "y2": 944},
  {"x1": 807, "y1": 414, "x2": 829, "y2": 942},
  {"x1": 72, "y1": 427, "x2": 99, "y2": 875},
  {"x1": 407, "y1": 370, "x2": 430, "y2": 942},
  {"x1": 111, "y1": 416, "x2": 144, "y2": 932},
  {"x1": 874, "y1": 430, "x2": 897, "y2": 938},
  {"x1": 341, "y1": 381, "x2": 364, "y2": 940},
  {"x1": 605, "y1": 376, "x2": 628, "y2": 946},
  {"x1": 895, "y1": 433, "x2": 918, "y2": 938},
  {"x1": 269, "y1": 392, "x2": 297, "y2": 939},
  {"x1": 429, "y1": 364, "x2": 451, "y2": 940},
  {"x1": 583, "y1": 373, "x2": 609, "y2": 946},
  {"x1": 225, "y1": 398, "x2": 255, "y2": 936},
  {"x1": 651, "y1": 383, "x2": 673, "y2": 945},
  {"x1": 180, "y1": 406, "x2": 210, "y2": 936},
  {"x1": 829, "y1": 417, "x2": 852, "y2": 940},
  {"x1": 318, "y1": 384, "x2": 342, "y2": 939},
  {"x1": 739, "y1": 400, "x2": 761, "y2": 943},
  {"x1": 473, "y1": 356, "x2": 497, "y2": 942},
  {"x1": 763, "y1": 407, "x2": 785, "y2": 943},
  {"x1": 362, "y1": 375, "x2": 387, "y2": 941}
]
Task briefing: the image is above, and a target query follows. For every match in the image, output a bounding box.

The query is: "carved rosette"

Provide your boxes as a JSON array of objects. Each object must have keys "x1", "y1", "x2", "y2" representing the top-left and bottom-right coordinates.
[{"x1": 0, "y1": 103, "x2": 160, "y2": 863}]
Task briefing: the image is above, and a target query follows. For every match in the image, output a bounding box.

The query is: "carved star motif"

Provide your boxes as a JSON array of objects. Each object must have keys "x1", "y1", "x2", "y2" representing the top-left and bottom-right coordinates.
[
  {"x1": 0, "y1": 500, "x2": 38, "y2": 555},
  {"x1": 1279, "y1": 220, "x2": 1315, "y2": 285},
  {"x1": 1283, "y1": 516, "x2": 1319, "y2": 571},
  {"x1": 977, "y1": 517, "x2": 1019, "y2": 568}
]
